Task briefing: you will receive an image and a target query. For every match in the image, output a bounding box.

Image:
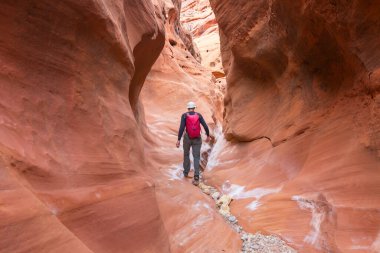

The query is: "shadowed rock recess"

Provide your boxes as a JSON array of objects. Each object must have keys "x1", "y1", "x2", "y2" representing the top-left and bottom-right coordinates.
[{"x1": 0, "y1": 0, "x2": 379, "y2": 253}]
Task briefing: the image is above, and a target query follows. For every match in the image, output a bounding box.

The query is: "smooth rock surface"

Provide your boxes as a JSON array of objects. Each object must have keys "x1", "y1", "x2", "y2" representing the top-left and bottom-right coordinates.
[
  {"x1": 209, "y1": 0, "x2": 380, "y2": 252},
  {"x1": 140, "y1": 0, "x2": 242, "y2": 251},
  {"x1": 0, "y1": 0, "x2": 168, "y2": 252},
  {"x1": 181, "y1": 0, "x2": 224, "y2": 78},
  {"x1": 2, "y1": 0, "x2": 379, "y2": 252}
]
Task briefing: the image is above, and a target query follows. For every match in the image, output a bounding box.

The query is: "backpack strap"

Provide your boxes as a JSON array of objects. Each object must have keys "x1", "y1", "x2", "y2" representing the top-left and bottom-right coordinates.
[{"x1": 185, "y1": 112, "x2": 199, "y2": 119}]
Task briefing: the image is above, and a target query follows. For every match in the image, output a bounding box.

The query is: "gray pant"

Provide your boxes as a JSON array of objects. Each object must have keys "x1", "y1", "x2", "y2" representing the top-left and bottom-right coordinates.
[{"x1": 183, "y1": 133, "x2": 202, "y2": 177}]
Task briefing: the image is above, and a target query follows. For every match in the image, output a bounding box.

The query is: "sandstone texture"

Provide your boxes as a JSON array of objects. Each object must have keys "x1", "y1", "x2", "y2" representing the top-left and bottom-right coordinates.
[
  {"x1": 2, "y1": 0, "x2": 380, "y2": 252},
  {"x1": 0, "y1": 1, "x2": 169, "y2": 252},
  {"x1": 208, "y1": 0, "x2": 380, "y2": 252},
  {"x1": 181, "y1": 0, "x2": 224, "y2": 78},
  {"x1": 0, "y1": 0, "x2": 240, "y2": 252},
  {"x1": 140, "y1": 1, "x2": 241, "y2": 251},
  {"x1": 196, "y1": 180, "x2": 296, "y2": 253}
]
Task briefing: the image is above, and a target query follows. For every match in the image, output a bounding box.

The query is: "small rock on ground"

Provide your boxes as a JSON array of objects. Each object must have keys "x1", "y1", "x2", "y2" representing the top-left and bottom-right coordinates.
[{"x1": 195, "y1": 182, "x2": 297, "y2": 253}]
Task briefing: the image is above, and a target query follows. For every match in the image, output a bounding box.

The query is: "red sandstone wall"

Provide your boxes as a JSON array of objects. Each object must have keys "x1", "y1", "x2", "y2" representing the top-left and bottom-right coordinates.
[
  {"x1": 0, "y1": 1, "x2": 170, "y2": 252},
  {"x1": 209, "y1": 0, "x2": 380, "y2": 252},
  {"x1": 181, "y1": 0, "x2": 224, "y2": 78},
  {"x1": 140, "y1": 1, "x2": 241, "y2": 250}
]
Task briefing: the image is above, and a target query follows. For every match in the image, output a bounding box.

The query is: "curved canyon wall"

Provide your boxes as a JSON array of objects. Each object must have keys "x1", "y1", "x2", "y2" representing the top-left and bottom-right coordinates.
[
  {"x1": 0, "y1": 1, "x2": 170, "y2": 252},
  {"x1": 0, "y1": 0, "x2": 241, "y2": 252},
  {"x1": 140, "y1": 0, "x2": 241, "y2": 251},
  {"x1": 2, "y1": 0, "x2": 380, "y2": 252},
  {"x1": 209, "y1": 0, "x2": 380, "y2": 252},
  {"x1": 181, "y1": 0, "x2": 224, "y2": 78}
]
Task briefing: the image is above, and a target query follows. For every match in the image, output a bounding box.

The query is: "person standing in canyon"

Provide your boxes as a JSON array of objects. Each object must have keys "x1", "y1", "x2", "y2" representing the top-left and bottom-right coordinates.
[{"x1": 176, "y1": 101, "x2": 210, "y2": 186}]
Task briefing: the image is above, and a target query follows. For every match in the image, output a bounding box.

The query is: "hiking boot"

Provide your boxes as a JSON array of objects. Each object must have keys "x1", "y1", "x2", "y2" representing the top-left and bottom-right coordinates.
[
  {"x1": 192, "y1": 179, "x2": 199, "y2": 186},
  {"x1": 192, "y1": 176, "x2": 199, "y2": 186}
]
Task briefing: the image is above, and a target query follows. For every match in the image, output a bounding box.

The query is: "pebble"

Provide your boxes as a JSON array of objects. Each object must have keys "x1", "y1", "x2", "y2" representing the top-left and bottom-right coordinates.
[
  {"x1": 241, "y1": 233, "x2": 248, "y2": 241},
  {"x1": 252, "y1": 245, "x2": 259, "y2": 250},
  {"x1": 202, "y1": 188, "x2": 211, "y2": 195},
  {"x1": 211, "y1": 191, "x2": 220, "y2": 200},
  {"x1": 197, "y1": 182, "x2": 297, "y2": 253},
  {"x1": 228, "y1": 215, "x2": 237, "y2": 223}
]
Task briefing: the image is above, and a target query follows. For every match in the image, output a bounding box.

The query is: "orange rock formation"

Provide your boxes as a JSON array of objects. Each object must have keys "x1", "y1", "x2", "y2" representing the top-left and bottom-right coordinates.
[
  {"x1": 0, "y1": 0, "x2": 238, "y2": 252},
  {"x1": 1, "y1": 0, "x2": 379, "y2": 252},
  {"x1": 0, "y1": 0, "x2": 168, "y2": 252},
  {"x1": 141, "y1": 0, "x2": 240, "y2": 251},
  {"x1": 181, "y1": 0, "x2": 224, "y2": 78},
  {"x1": 208, "y1": 0, "x2": 380, "y2": 252}
]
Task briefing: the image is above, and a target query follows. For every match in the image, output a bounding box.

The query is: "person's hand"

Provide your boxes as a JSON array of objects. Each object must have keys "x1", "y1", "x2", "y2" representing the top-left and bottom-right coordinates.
[
  {"x1": 206, "y1": 136, "x2": 210, "y2": 143},
  {"x1": 176, "y1": 140, "x2": 180, "y2": 148}
]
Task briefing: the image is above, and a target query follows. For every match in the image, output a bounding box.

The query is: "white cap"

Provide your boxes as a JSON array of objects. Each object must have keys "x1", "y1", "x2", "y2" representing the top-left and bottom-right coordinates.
[{"x1": 187, "y1": 101, "x2": 197, "y2": 109}]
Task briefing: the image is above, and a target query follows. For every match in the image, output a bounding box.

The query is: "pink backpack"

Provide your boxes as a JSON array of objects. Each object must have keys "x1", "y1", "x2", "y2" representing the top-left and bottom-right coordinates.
[{"x1": 186, "y1": 113, "x2": 201, "y2": 139}]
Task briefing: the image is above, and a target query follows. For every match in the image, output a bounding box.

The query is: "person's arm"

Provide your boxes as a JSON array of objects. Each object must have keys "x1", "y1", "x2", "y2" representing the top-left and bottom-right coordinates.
[
  {"x1": 178, "y1": 114, "x2": 186, "y2": 141},
  {"x1": 199, "y1": 114, "x2": 210, "y2": 137}
]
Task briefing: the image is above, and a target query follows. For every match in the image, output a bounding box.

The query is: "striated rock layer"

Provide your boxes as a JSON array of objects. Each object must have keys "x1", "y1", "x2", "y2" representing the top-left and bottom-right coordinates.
[
  {"x1": 209, "y1": 0, "x2": 380, "y2": 252},
  {"x1": 181, "y1": 0, "x2": 224, "y2": 78},
  {"x1": 141, "y1": 0, "x2": 241, "y2": 251},
  {"x1": 0, "y1": 0, "x2": 170, "y2": 252},
  {"x1": 0, "y1": 0, "x2": 240, "y2": 252}
]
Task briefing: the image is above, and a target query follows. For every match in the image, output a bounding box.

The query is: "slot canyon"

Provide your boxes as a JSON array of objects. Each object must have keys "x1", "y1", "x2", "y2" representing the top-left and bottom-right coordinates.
[{"x1": 0, "y1": 0, "x2": 379, "y2": 252}]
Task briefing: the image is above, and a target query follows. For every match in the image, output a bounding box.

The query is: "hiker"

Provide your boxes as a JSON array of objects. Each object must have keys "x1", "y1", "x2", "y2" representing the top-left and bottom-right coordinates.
[{"x1": 176, "y1": 101, "x2": 210, "y2": 185}]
